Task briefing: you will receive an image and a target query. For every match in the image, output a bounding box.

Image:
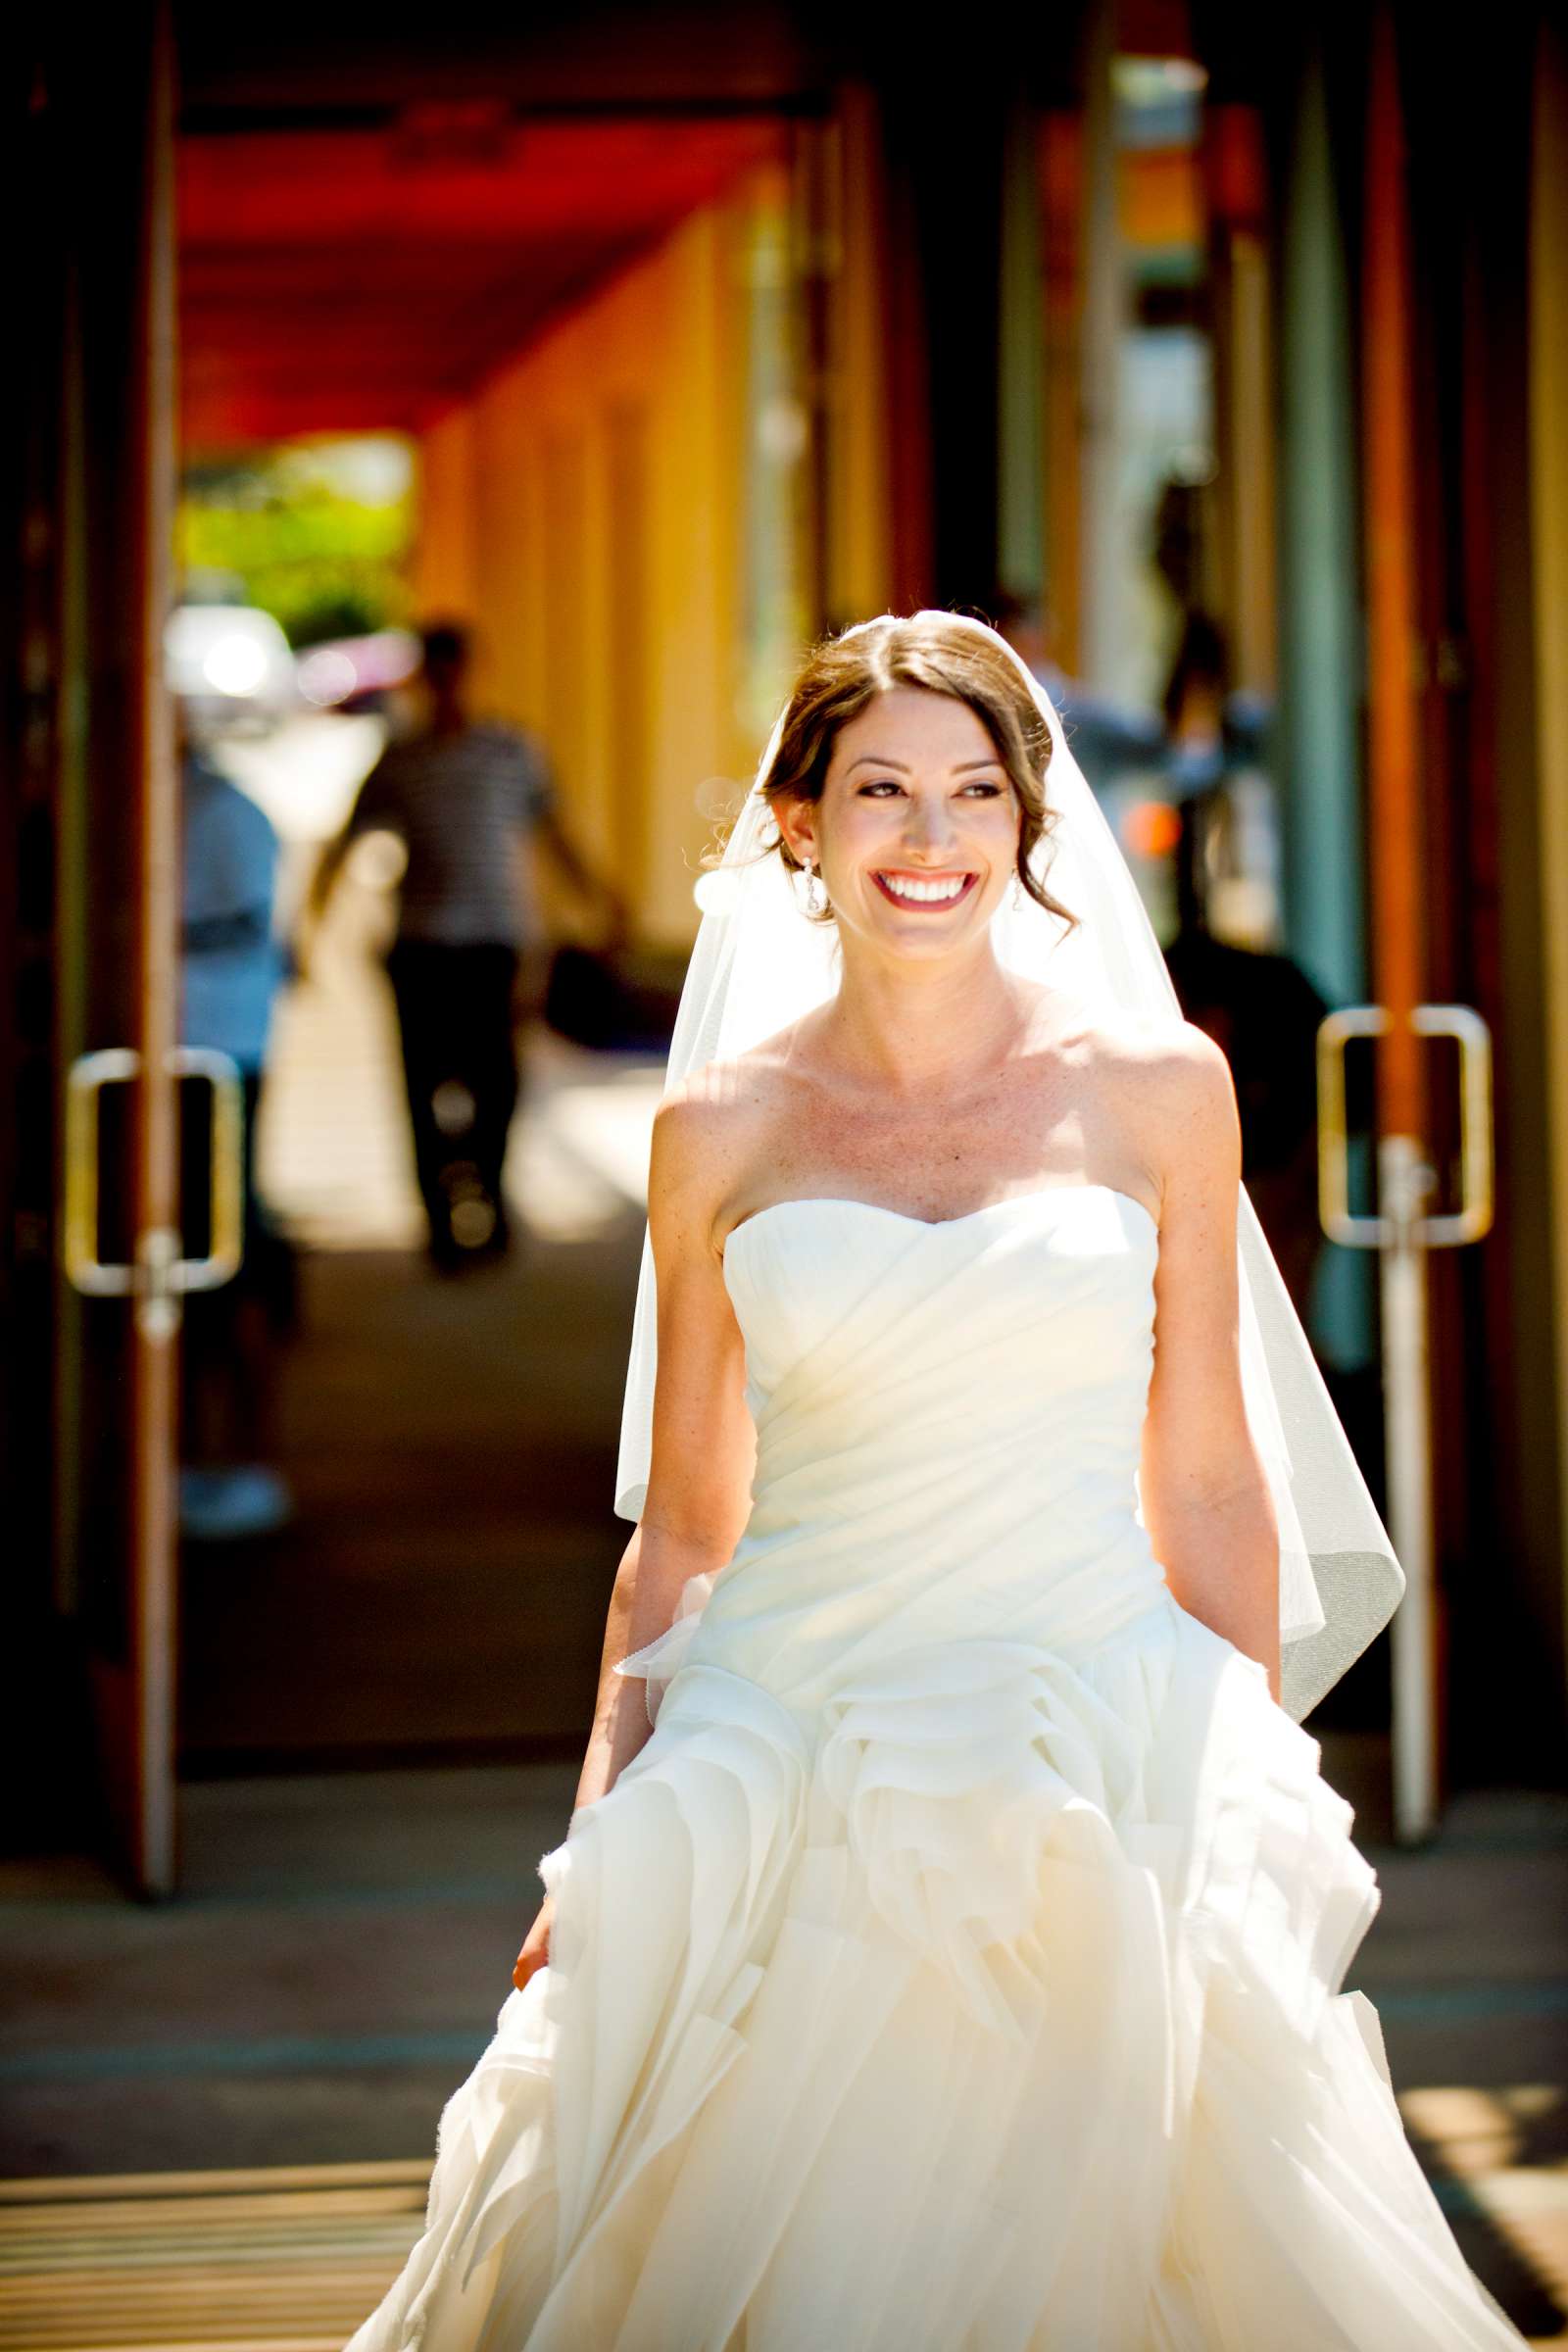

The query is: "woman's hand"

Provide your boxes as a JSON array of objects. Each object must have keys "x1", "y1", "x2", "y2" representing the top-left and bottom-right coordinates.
[{"x1": 513, "y1": 1893, "x2": 554, "y2": 1991}]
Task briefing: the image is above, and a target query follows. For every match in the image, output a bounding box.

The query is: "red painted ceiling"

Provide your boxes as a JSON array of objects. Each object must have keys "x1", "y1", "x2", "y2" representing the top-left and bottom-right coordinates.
[{"x1": 179, "y1": 114, "x2": 785, "y2": 449}]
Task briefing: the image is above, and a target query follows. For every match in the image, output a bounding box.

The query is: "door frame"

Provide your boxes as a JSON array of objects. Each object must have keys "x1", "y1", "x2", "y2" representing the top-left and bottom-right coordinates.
[{"x1": 34, "y1": 0, "x2": 183, "y2": 1896}]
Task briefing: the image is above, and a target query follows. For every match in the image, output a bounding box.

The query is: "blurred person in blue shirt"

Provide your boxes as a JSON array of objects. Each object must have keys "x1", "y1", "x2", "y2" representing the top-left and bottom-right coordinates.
[
  {"x1": 990, "y1": 591, "x2": 1166, "y2": 792},
  {"x1": 178, "y1": 730, "x2": 294, "y2": 1541},
  {"x1": 1157, "y1": 612, "x2": 1327, "y2": 1321}
]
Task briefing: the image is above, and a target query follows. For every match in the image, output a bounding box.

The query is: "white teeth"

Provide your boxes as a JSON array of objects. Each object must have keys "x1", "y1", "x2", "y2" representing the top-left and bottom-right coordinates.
[{"x1": 878, "y1": 873, "x2": 968, "y2": 904}]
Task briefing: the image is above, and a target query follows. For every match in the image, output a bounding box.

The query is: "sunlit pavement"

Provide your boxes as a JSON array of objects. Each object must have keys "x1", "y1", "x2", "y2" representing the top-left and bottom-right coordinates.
[
  {"x1": 0, "y1": 737, "x2": 1562, "y2": 2341},
  {"x1": 1364, "y1": 1791, "x2": 1568, "y2": 2343},
  {"x1": 0, "y1": 2161, "x2": 431, "y2": 2352}
]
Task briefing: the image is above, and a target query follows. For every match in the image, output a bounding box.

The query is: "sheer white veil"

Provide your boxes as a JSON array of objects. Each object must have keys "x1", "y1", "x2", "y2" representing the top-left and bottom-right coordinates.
[{"x1": 614, "y1": 612, "x2": 1403, "y2": 1722}]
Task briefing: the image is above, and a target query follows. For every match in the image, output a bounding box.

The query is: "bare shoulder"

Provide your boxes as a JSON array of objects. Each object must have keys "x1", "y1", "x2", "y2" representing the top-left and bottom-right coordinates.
[
  {"x1": 649, "y1": 1024, "x2": 801, "y2": 1250},
  {"x1": 1084, "y1": 1007, "x2": 1233, "y2": 1111},
  {"x1": 1049, "y1": 1001, "x2": 1240, "y2": 1207}
]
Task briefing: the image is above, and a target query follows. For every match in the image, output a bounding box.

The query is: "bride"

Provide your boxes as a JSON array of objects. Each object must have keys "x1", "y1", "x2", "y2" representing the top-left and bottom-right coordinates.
[{"x1": 349, "y1": 613, "x2": 1526, "y2": 2348}]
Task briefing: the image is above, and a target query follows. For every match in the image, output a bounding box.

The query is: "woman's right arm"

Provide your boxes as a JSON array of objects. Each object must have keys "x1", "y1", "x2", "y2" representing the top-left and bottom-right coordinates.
[{"x1": 514, "y1": 1086, "x2": 758, "y2": 1987}]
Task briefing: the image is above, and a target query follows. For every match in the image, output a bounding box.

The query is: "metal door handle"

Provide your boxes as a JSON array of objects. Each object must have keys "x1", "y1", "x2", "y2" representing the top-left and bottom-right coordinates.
[
  {"x1": 64, "y1": 1050, "x2": 142, "y2": 1295},
  {"x1": 1316, "y1": 1001, "x2": 1494, "y2": 1846},
  {"x1": 1317, "y1": 1004, "x2": 1494, "y2": 1247},
  {"x1": 168, "y1": 1048, "x2": 246, "y2": 1290},
  {"x1": 64, "y1": 1047, "x2": 245, "y2": 1298}
]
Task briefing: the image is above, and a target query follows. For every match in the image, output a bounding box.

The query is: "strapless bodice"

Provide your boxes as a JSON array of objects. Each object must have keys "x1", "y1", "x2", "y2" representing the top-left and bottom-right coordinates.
[{"x1": 627, "y1": 1186, "x2": 1172, "y2": 1714}]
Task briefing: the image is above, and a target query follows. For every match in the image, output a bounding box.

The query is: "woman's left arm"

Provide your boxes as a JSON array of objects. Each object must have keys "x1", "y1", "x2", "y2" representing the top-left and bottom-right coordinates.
[{"x1": 1138, "y1": 1026, "x2": 1282, "y2": 1702}]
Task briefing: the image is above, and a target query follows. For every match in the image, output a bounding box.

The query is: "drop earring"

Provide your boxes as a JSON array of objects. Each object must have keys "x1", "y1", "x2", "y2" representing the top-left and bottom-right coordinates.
[{"x1": 802, "y1": 857, "x2": 825, "y2": 917}]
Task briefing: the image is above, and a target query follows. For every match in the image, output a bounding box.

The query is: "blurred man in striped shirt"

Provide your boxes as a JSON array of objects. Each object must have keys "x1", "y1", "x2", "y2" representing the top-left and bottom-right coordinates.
[{"x1": 307, "y1": 622, "x2": 625, "y2": 1269}]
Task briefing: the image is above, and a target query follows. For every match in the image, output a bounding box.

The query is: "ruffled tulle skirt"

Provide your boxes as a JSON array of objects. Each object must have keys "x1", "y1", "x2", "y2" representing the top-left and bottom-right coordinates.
[{"x1": 346, "y1": 1590, "x2": 1523, "y2": 2349}]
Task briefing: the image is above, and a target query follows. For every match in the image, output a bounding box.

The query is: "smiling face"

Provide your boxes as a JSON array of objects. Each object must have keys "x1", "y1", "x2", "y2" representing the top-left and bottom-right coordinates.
[{"x1": 781, "y1": 687, "x2": 1023, "y2": 958}]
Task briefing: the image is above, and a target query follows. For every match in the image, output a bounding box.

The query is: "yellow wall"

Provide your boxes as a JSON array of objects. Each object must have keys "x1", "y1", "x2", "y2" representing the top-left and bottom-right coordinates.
[
  {"x1": 413, "y1": 109, "x2": 898, "y2": 952},
  {"x1": 412, "y1": 413, "x2": 479, "y2": 628},
  {"x1": 414, "y1": 194, "x2": 760, "y2": 949}
]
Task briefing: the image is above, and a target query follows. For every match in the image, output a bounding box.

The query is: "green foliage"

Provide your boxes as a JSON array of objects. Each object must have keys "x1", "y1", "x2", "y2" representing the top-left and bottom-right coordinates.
[{"x1": 177, "y1": 438, "x2": 416, "y2": 649}]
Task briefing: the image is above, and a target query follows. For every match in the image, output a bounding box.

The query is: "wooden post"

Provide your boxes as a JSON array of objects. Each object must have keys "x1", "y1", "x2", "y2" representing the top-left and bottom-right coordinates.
[
  {"x1": 128, "y1": 0, "x2": 181, "y2": 1895},
  {"x1": 1363, "y1": 8, "x2": 1425, "y2": 1146},
  {"x1": 1041, "y1": 110, "x2": 1084, "y2": 676},
  {"x1": 1361, "y1": 4, "x2": 1441, "y2": 1841}
]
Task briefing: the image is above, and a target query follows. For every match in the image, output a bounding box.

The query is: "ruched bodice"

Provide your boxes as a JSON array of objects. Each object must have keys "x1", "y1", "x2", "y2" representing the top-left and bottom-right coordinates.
[{"x1": 638, "y1": 1186, "x2": 1170, "y2": 1711}]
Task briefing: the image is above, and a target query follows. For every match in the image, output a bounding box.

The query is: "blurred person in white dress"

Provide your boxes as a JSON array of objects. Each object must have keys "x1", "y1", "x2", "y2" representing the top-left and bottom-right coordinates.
[{"x1": 347, "y1": 616, "x2": 1527, "y2": 2349}]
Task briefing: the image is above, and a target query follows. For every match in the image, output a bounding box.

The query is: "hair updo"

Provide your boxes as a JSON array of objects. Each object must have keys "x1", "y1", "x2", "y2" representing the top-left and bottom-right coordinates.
[{"x1": 754, "y1": 612, "x2": 1077, "y2": 932}]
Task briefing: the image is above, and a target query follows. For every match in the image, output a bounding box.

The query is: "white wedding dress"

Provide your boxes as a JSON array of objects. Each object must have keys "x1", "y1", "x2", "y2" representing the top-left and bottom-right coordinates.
[{"x1": 349, "y1": 1186, "x2": 1525, "y2": 2350}]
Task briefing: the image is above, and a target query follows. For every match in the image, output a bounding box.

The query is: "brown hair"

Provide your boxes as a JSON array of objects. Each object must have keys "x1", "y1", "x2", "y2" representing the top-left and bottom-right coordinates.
[{"x1": 755, "y1": 612, "x2": 1076, "y2": 932}]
